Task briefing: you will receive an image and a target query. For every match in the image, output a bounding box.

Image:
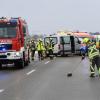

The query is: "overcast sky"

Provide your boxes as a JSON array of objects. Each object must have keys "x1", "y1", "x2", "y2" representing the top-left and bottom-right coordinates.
[{"x1": 0, "y1": 0, "x2": 100, "y2": 34}]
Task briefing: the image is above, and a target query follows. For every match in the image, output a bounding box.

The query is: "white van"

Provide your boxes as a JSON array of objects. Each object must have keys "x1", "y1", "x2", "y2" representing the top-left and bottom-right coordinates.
[{"x1": 44, "y1": 34, "x2": 81, "y2": 56}]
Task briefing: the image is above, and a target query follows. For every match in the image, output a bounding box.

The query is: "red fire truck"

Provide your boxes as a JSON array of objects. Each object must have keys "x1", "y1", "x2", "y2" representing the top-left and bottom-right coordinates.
[{"x1": 0, "y1": 17, "x2": 30, "y2": 68}]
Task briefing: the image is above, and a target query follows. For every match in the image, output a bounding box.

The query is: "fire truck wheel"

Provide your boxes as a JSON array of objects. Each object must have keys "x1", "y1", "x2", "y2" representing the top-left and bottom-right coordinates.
[
  {"x1": 0, "y1": 63, "x2": 2, "y2": 69},
  {"x1": 15, "y1": 60, "x2": 25, "y2": 69},
  {"x1": 19, "y1": 60, "x2": 25, "y2": 68}
]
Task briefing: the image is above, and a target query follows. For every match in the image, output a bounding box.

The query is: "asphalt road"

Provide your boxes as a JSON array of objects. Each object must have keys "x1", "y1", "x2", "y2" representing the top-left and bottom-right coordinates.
[{"x1": 0, "y1": 56, "x2": 100, "y2": 100}]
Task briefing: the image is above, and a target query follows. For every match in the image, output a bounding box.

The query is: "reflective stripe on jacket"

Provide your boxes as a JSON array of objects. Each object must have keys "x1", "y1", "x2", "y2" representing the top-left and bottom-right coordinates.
[
  {"x1": 49, "y1": 43, "x2": 53, "y2": 49},
  {"x1": 88, "y1": 44, "x2": 100, "y2": 59},
  {"x1": 37, "y1": 42, "x2": 44, "y2": 51}
]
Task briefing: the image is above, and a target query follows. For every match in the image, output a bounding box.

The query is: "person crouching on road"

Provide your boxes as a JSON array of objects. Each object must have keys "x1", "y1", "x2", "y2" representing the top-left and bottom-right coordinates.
[{"x1": 81, "y1": 38, "x2": 100, "y2": 77}]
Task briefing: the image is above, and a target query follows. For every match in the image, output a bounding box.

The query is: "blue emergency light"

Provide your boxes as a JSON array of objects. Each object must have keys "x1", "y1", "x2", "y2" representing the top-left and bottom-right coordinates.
[
  {"x1": 0, "y1": 44, "x2": 12, "y2": 52},
  {"x1": 0, "y1": 45, "x2": 7, "y2": 52},
  {"x1": 2, "y1": 48, "x2": 6, "y2": 51},
  {"x1": 9, "y1": 19, "x2": 17, "y2": 25},
  {"x1": 0, "y1": 47, "x2": 7, "y2": 52}
]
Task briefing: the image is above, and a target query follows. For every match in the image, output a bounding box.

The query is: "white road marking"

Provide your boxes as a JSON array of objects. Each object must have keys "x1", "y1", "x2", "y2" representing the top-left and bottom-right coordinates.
[
  {"x1": 45, "y1": 61, "x2": 50, "y2": 64},
  {"x1": 0, "y1": 89, "x2": 4, "y2": 93},
  {"x1": 26, "y1": 69, "x2": 36, "y2": 75}
]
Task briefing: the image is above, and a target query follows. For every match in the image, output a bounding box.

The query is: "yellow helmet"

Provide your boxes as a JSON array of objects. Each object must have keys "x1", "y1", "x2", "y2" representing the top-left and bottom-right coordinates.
[
  {"x1": 31, "y1": 39, "x2": 34, "y2": 43},
  {"x1": 83, "y1": 38, "x2": 90, "y2": 43}
]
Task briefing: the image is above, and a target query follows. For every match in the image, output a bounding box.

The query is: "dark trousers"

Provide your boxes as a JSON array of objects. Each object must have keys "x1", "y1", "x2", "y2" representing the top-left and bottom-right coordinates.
[
  {"x1": 48, "y1": 49, "x2": 53, "y2": 56},
  {"x1": 90, "y1": 56, "x2": 100, "y2": 74},
  {"x1": 38, "y1": 50, "x2": 43, "y2": 60},
  {"x1": 31, "y1": 50, "x2": 35, "y2": 60}
]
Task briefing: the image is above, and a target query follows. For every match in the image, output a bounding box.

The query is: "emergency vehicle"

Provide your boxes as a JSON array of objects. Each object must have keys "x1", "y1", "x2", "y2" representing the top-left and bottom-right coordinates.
[
  {"x1": 0, "y1": 17, "x2": 30, "y2": 68},
  {"x1": 44, "y1": 34, "x2": 81, "y2": 56}
]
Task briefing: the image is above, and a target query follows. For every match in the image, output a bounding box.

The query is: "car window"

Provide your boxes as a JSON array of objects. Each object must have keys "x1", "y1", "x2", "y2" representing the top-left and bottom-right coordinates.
[
  {"x1": 60, "y1": 36, "x2": 70, "y2": 44},
  {"x1": 44, "y1": 37, "x2": 57, "y2": 45}
]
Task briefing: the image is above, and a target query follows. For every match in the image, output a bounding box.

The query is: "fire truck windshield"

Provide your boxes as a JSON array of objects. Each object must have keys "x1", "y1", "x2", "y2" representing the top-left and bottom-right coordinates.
[{"x1": 0, "y1": 27, "x2": 17, "y2": 38}]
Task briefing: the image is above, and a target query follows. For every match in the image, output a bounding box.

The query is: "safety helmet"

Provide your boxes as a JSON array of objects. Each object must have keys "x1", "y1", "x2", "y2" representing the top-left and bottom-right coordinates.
[
  {"x1": 50, "y1": 38, "x2": 53, "y2": 42},
  {"x1": 39, "y1": 38, "x2": 42, "y2": 42},
  {"x1": 31, "y1": 39, "x2": 34, "y2": 43},
  {"x1": 83, "y1": 38, "x2": 90, "y2": 44}
]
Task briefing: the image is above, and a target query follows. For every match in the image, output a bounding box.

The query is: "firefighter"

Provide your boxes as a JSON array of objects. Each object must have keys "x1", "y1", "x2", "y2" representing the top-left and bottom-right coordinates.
[
  {"x1": 81, "y1": 38, "x2": 100, "y2": 77},
  {"x1": 30, "y1": 39, "x2": 36, "y2": 60},
  {"x1": 48, "y1": 38, "x2": 54, "y2": 59},
  {"x1": 45, "y1": 41, "x2": 50, "y2": 57},
  {"x1": 42, "y1": 44, "x2": 46, "y2": 59},
  {"x1": 37, "y1": 39, "x2": 44, "y2": 60}
]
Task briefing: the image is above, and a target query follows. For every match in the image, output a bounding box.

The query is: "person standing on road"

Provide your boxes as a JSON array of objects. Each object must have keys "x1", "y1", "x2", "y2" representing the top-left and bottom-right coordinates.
[
  {"x1": 30, "y1": 39, "x2": 36, "y2": 61},
  {"x1": 45, "y1": 39, "x2": 54, "y2": 58},
  {"x1": 37, "y1": 39, "x2": 44, "y2": 60},
  {"x1": 48, "y1": 38, "x2": 54, "y2": 58},
  {"x1": 81, "y1": 38, "x2": 100, "y2": 77}
]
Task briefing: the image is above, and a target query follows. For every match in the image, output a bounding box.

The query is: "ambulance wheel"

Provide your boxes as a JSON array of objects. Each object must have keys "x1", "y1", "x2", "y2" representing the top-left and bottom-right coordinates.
[{"x1": 60, "y1": 52, "x2": 65, "y2": 57}]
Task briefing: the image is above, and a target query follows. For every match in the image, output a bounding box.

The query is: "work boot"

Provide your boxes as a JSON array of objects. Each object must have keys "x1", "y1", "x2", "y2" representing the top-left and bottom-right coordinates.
[
  {"x1": 41, "y1": 57, "x2": 44, "y2": 60},
  {"x1": 90, "y1": 73, "x2": 95, "y2": 78},
  {"x1": 32, "y1": 57, "x2": 34, "y2": 61}
]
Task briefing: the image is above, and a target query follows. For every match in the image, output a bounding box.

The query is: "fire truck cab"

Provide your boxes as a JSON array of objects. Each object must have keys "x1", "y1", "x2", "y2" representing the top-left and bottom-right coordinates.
[{"x1": 0, "y1": 17, "x2": 30, "y2": 68}]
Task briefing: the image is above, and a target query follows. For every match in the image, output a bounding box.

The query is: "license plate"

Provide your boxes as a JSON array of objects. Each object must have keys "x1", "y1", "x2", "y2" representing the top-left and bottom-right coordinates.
[{"x1": 0, "y1": 53, "x2": 5, "y2": 55}]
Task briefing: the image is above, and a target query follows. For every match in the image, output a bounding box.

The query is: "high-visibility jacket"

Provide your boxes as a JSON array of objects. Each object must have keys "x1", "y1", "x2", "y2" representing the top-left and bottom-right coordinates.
[
  {"x1": 88, "y1": 44, "x2": 100, "y2": 59},
  {"x1": 48, "y1": 44, "x2": 53, "y2": 49},
  {"x1": 37, "y1": 42, "x2": 44, "y2": 51},
  {"x1": 45, "y1": 41, "x2": 54, "y2": 50},
  {"x1": 48, "y1": 41, "x2": 54, "y2": 50}
]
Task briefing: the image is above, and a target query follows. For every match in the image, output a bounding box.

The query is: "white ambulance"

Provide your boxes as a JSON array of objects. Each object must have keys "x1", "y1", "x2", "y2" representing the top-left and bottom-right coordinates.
[{"x1": 44, "y1": 34, "x2": 81, "y2": 56}]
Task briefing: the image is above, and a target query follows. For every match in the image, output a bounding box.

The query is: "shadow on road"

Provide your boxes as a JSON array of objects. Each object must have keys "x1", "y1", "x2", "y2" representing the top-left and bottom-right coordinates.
[{"x1": 0, "y1": 64, "x2": 27, "y2": 72}]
